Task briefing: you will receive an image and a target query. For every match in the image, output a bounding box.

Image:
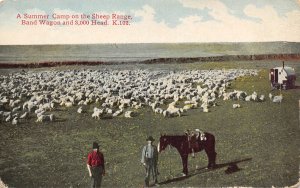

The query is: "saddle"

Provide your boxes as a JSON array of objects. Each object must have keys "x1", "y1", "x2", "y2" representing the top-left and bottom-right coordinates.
[
  {"x1": 186, "y1": 132, "x2": 206, "y2": 153},
  {"x1": 189, "y1": 135, "x2": 201, "y2": 152}
]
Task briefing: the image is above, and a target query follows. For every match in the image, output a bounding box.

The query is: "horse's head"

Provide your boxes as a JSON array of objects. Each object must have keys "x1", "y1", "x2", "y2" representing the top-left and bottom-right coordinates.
[{"x1": 158, "y1": 135, "x2": 169, "y2": 153}]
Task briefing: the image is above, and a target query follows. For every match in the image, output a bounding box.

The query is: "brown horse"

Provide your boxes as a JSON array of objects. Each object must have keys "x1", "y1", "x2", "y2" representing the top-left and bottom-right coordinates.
[{"x1": 158, "y1": 133, "x2": 217, "y2": 175}]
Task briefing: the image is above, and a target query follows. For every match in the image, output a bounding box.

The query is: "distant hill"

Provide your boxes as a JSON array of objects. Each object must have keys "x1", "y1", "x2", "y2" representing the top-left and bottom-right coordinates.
[{"x1": 0, "y1": 42, "x2": 299, "y2": 65}]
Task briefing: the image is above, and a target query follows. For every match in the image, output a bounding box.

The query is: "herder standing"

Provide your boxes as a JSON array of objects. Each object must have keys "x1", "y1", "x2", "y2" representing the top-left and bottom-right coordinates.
[
  {"x1": 87, "y1": 142, "x2": 105, "y2": 188},
  {"x1": 141, "y1": 136, "x2": 159, "y2": 187}
]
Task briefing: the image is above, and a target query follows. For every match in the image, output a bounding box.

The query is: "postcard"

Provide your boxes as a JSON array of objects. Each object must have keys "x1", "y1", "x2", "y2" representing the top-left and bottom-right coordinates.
[{"x1": 0, "y1": 0, "x2": 299, "y2": 187}]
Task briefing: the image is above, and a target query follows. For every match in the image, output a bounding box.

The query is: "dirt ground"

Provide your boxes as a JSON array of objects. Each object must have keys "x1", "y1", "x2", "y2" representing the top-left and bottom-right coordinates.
[{"x1": 0, "y1": 60, "x2": 299, "y2": 187}]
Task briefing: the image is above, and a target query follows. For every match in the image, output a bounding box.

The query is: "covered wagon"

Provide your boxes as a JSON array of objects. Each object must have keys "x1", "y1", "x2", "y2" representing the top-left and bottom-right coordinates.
[{"x1": 269, "y1": 62, "x2": 296, "y2": 90}]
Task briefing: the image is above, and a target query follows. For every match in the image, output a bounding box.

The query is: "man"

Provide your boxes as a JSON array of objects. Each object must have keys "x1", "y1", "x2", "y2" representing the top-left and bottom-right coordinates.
[
  {"x1": 87, "y1": 142, "x2": 105, "y2": 188},
  {"x1": 141, "y1": 136, "x2": 159, "y2": 187}
]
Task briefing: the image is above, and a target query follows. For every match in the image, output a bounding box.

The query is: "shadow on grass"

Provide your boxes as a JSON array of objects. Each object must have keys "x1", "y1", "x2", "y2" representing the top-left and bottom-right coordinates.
[
  {"x1": 157, "y1": 158, "x2": 252, "y2": 186},
  {"x1": 294, "y1": 85, "x2": 300, "y2": 90}
]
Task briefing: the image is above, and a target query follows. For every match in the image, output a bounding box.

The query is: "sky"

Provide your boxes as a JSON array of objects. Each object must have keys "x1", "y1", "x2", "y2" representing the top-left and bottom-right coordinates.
[{"x1": 0, "y1": 0, "x2": 300, "y2": 44}]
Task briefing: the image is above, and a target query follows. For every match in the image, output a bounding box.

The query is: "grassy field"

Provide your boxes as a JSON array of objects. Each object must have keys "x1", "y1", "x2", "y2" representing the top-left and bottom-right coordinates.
[{"x1": 0, "y1": 60, "x2": 299, "y2": 187}]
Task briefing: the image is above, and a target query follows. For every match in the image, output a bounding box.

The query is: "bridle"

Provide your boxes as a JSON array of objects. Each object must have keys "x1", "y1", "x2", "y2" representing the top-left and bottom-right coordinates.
[{"x1": 158, "y1": 137, "x2": 170, "y2": 152}]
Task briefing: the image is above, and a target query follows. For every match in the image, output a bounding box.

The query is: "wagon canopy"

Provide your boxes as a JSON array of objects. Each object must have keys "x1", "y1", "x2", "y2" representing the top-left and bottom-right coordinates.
[{"x1": 273, "y1": 66, "x2": 295, "y2": 75}]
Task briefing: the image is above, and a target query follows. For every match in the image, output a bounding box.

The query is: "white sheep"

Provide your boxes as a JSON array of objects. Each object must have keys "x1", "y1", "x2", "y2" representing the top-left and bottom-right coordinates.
[
  {"x1": 35, "y1": 108, "x2": 45, "y2": 116},
  {"x1": 183, "y1": 105, "x2": 192, "y2": 111},
  {"x1": 203, "y1": 107, "x2": 209, "y2": 113},
  {"x1": 77, "y1": 100, "x2": 85, "y2": 106},
  {"x1": 269, "y1": 93, "x2": 273, "y2": 100},
  {"x1": 0, "y1": 68, "x2": 259, "y2": 122},
  {"x1": 106, "y1": 108, "x2": 113, "y2": 114},
  {"x1": 272, "y1": 95, "x2": 283, "y2": 103},
  {"x1": 20, "y1": 112, "x2": 29, "y2": 119},
  {"x1": 113, "y1": 109, "x2": 123, "y2": 117},
  {"x1": 92, "y1": 110, "x2": 102, "y2": 119},
  {"x1": 12, "y1": 106, "x2": 21, "y2": 113},
  {"x1": 3, "y1": 111, "x2": 11, "y2": 117},
  {"x1": 245, "y1": 96, "x2": 252, "y2": 102},
  {"x1": 12, "y1": 117, "x2": 18, "y2": 125},
  {"x1": 124, "y1": 111, "x2": 134, "y2": 118},
  {"x1": 233, "y1": 104, "x2": 241, "y2": 109},
  {"x1": 77, "y1": 107, "x2": 83, "y2": 113},
  {"x1": 5, "y1": 115, "x2": 11, "y2": 122},
  {"x1": 36, "y1": 114, "x2": 54, "y2": 122},
  {"x1": 251, "y1": 92, "x2": 258, "y2": 101},
  {"x1": 65, "y1": 102, "x2": 73, "y2": 107},
  {"x1": 163, "y1": 108, "x2": 182, "y2": 117},
  {"x1": 259, "y1": 95, "x2": 265, "y2": 102}
]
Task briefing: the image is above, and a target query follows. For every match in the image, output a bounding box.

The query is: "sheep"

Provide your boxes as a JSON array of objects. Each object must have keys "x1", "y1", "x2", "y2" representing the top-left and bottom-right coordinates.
[
  {"x1": 150, "y1": 102, "x2": 159, "y2": 111},
  {"x1": 0, "y1": 97, "x2": 9, "y2": 104},
  {"x1": 163, "y1": 108, "x2": 183, "y2": 117},
  {"x1": 105, "y1": 108, "x2": 113, "y2": 114},
  {"x1": 12, "y1": 106, "x2": 21, "y2": 113},
  {"x1": 167, "y1": 101, "x2": 178, "y2": 110},
  {"x1": 113, "y1": 109, "x2": 123, "y2": 117},
  {"x1": 65, "y1": 102, "x2": 73, "y2": 107},
  {"x1": 202, "y1": 107, "x2": 209, "y2": 113},
  {"x1": 259, "y1": 95, "x2": 265, "y2": 102},
  {"x1": 35, "y1": 108, "x2": 45, "y2": 115},
  {"x1": 269, "y1": 93, "x2": 273, "y2": 100},
  {"x1": 3, "y1": 111, "x2": 11, "y2": 117},
  {"x1": 5, "y1": 115, "x2": 11, "y2": 122},
  {"x1": 9, "y1": 99, "x2": 21, "y2": 108},
  {"x1": 24, "y1": 102, "x2": 36, "y2": 112},
  {"x1": 133, "y1": 103, "x2": 143, "y2": 109},
  {"x1": 77, "y1": 106, "x2": 83, "y2": 113},
  {"x1": 272, "y1": 95, "x2": 283, "y2": 103},
  {"x1": 20, "y1": 112, "x2": 29, "y2": 119},
  {"x1": 92, "y1": 110, "x2": 103, "y2": 120},
  {"x1": 0, "y1": 68, "x2": 259, "y2": 122},
  {"x1": 12, "y1": 117, "x2": 18, "y2": 125},
  {"x1": 245, "y1": 96, "x2": 252, "y2": 102},
  {"x1": 36, "y1": 114, "x2": 55, "y2": 122},
  {"x1": 251, "y1": 92, "x2": 258, "y2": 101},
  {"x1": 84, "y1": 98, "x2": 92, "y2": 105},
  {"x1": 124, "y1": 111, "x2": 134, "y2": 118},
  {"x1": 40, "y1": 103, "x2": 53, "y2": 111},
  {"x1": 183, "y1": 104, "x2": 193, "y2": 111},
  {"x1": 36, "y1": 111, "x2": 45, "y2": 118},
  {"x1": 233, "y1": 104, "x2": 241, "y2": 109}
]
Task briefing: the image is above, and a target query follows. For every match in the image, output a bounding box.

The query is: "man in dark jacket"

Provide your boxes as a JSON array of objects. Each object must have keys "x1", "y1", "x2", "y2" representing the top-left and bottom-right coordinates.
[{"x1": 87, "y1": 142, "x2": 105, "y2": 188}]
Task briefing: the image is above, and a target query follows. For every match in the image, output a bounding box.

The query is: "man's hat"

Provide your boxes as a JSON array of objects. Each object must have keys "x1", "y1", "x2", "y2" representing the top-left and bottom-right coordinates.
[
  {"x1": 92, "y1": 142, "x2": 99, "y2": 149},
  {"x1": 146, "y1": 136, "x2": 155, "y2": 141}
]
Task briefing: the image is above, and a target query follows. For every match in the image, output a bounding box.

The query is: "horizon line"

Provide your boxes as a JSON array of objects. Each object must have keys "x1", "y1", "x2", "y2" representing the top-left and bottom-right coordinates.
[{"x1": 0, "y1": 41, "x2": 299, "y2": 46}]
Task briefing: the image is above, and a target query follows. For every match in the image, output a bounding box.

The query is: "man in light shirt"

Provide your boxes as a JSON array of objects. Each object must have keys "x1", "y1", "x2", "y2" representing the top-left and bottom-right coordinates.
[{"x1": 141, "y1": 136, "x2": 159, "y2": 187}]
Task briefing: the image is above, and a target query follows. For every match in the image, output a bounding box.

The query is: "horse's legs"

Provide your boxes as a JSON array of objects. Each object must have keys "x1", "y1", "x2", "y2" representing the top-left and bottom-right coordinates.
[
  {"x1": 180, "y1": 154, "x2": 189, "y2": 175},
  {"x1": 204, "y1": 134, "x2": 217, "y2": 168},
  {"x1": 205, "y1": 149, "x2": 217, "y2": 168}
]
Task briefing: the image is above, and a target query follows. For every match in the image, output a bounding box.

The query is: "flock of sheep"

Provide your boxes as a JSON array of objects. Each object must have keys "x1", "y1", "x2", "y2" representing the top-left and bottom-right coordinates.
[{"x1": 0, "y1": 68, "x2": 283, "y2": 125}]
